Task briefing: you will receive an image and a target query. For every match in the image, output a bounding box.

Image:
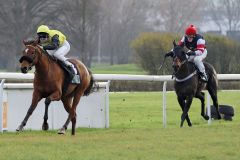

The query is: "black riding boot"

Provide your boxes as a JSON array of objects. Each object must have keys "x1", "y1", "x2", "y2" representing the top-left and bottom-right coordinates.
[
  {"x1": 200, "y1": 72, "x2": 208, "y2": 82},
  {"x1": 67, "y1": 65, "x2": 75, "y2": 80}
]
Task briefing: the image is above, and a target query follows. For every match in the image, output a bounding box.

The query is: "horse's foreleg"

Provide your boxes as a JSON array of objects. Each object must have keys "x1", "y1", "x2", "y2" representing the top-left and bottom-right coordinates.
[
  {"x1": 42, "y1": 98, "x2": 51, "y2": 131},
  {"x1": 177, "y1": 96, "x2": 192, "y2": 127},
  {"x1": 16, "y1": 92, "x2": 41, "y2": 131},
  {"x1": 195, "y1": 92, "x2": 209, "y2": 120},
  {"x1": 180, "y1": 96, "x2": 193, "y2": 127}
]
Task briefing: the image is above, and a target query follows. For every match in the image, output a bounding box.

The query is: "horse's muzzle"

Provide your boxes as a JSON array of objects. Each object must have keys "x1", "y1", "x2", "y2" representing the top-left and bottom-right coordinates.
[
  {"x1": 21, "y1": 67, "x2": 28, "y2": 73},
  {"x1": 21, "y1": 66, "x2": 32, "y2": 74}
]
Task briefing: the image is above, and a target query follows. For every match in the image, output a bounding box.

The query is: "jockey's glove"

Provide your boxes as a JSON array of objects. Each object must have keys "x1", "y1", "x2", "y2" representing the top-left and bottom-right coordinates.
[{"x1": 186, "y1": 51, "x2": 196, "y2": 56}]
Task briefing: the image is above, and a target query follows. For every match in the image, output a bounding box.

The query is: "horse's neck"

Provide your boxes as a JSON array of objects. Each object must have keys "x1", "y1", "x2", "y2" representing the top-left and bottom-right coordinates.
[
  {"x1": 35, "y1": 52, "x2": 56, "y2": 78},
  {"x1": 175, "y1": 62, "x2": 196, "y2": 79}
]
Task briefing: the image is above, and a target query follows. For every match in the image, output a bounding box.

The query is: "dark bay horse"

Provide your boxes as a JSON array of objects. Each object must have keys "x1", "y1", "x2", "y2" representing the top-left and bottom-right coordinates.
[
  {"x1": 169, "y1": 41, "x2": 221, "y2": 127},
  {"x1": 17, "y1": 40, "x2": 94, "y2": 135}
]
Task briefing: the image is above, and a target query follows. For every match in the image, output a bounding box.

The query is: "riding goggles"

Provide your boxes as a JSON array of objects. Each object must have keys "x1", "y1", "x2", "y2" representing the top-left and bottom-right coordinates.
[{"x1": 37, "y1": 32, "x2": 49, "y2": 39}]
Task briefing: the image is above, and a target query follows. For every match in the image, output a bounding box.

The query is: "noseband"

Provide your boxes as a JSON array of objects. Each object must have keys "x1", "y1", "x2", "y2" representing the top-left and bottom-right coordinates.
[{"x1": 19, "y1": 45, "x2": 42, "y2": 66}]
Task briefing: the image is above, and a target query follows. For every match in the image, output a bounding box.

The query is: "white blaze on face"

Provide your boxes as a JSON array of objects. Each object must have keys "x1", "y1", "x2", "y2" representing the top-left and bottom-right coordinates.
[{"x1": 25, "y1": 48, "x2": 29, "y2": 54}]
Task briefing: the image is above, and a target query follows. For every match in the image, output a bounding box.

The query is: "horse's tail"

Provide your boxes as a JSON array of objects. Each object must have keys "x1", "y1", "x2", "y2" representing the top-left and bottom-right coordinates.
[
  {"x1": 204, "y1": 62, "x2": 218, "y2": 87},
  {"x1": 211, "y1": 67, "x2": 218, "y2": 87},
  {"x1": 84, "y1": 69, "x2": 97, "y2": 96}
]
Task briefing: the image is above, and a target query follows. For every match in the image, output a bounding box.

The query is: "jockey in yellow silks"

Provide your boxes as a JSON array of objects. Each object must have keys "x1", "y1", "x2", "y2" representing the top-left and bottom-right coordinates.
[{"x1": 36, "y1": 25, "x2": 75, "y2": 75}]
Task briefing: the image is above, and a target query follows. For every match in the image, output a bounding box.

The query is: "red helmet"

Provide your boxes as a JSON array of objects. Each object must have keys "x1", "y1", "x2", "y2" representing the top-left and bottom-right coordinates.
[{"x1": 185, "y1": 24, "x2": 197, "y2": 36}]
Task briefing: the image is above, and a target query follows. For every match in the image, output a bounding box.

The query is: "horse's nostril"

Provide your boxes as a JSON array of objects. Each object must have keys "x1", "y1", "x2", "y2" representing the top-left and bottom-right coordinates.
[{"x1": 21, "y1": 67, "x2": 28, "y2": 73}]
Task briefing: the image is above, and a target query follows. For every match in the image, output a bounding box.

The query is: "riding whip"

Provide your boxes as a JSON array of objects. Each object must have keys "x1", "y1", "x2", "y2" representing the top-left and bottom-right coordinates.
[{"x1": 157, "y1": 57, "x2": 166, "y2": 74}]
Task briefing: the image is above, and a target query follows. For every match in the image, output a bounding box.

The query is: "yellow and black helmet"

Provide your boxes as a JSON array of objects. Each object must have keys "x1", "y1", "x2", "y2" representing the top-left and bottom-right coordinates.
[{"x1": 37, "y1": 25, "x2": 50, "y2": 34}]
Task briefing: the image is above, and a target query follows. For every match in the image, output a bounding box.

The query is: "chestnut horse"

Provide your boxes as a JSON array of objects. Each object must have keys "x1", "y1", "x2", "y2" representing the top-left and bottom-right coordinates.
[
  {"x1": 169, "y1": 41, "x2": 221, "y2": 127},
  {"x1": 17, "y1": 40, "x2": 94, "y2": 135}
]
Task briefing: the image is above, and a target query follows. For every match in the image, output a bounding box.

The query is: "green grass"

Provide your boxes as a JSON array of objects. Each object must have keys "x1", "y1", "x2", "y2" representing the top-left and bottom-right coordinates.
[
  {"x1": 90, "y1": 63, "x2": 147, "y2": 74},
  {"x1": 0, "y1": 91, "x2": 240, "y2": 160}
]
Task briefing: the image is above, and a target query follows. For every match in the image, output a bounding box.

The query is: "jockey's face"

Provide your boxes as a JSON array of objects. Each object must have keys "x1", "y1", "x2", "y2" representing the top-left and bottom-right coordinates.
[
  {"x1": 39, "y1": 37, "x2": 49, "y2": 44},
  {"x1": 38, "y1": 32, "x2": 49, "y2": 44},
  {"x1": 186, "y1": 34, "x2": 195, "y2": 42}
]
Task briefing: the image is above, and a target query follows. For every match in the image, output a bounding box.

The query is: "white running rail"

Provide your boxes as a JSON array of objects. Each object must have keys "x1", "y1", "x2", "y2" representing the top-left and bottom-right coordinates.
[{"x1": 1, "y1": 72, "x2": 240, "y2": 130}]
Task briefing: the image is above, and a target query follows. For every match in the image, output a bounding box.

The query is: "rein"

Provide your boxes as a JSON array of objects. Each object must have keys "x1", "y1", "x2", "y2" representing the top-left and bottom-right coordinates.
[
  {"x1": 20, "y1": 44, "x2": 51, "y2": 75},
  {"x1": 34, "y1": 45, "x2": 51, "y2": 76},
  {"x1": 157, "y1": 57, "x2": 166, "y2": 74}
]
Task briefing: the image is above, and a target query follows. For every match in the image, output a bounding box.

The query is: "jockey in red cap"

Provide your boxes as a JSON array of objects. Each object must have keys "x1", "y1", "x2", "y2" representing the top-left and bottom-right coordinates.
[{"x1": 178, "y1": 24, "x2": 208, "y2": 82}]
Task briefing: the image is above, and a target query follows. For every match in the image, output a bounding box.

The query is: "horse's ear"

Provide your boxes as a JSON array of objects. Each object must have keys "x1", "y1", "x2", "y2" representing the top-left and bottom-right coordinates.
[
  {"x1": 22, "y1": 38, "x2": 38, "y2": 46},
  {"x1": 173, "y1": 40, "x2": 177, "y2": 47},
  {"x1": 23, "y1": 40, "x2": 28, "y2": 46},
  {"x1": 32, "y1": 39, "x2": 38, "y2": 46}
]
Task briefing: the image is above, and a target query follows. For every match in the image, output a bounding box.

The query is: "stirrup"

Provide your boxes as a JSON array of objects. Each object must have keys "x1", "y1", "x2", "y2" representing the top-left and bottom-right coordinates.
[
  {"x1": 200, "y1": 76, "x2": 208, "y2": 82},
  {"x1": 200, "y1": 74, "x2": 208, "y2": 82},
  {"x1": 67, "y1": 66, "x2": 80, "y2": 84}
]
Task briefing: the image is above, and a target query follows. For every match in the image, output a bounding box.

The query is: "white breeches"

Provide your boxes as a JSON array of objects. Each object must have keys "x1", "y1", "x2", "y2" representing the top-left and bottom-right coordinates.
[
  {"x1": 47, "y1": 40, "x2": 72, "y2": 66},
  {"x1": 187, "y1": 49, "x2": 207, "y2": 73}
]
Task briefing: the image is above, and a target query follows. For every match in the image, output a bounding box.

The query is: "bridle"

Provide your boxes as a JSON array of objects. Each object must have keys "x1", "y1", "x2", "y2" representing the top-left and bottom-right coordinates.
[
  {"x1": 19, "y1": 45, "x2": 44, "y2": 71},
  {"x1": 172, "y1": 55, "x2": 197, "y2": 83},
  {"x1": 173, "y1": 55, "x2": 187, "y2": 74}
]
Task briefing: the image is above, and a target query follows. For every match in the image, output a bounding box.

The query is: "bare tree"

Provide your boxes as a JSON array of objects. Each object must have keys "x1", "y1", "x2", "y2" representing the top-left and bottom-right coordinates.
[
  {"x1": 148, "y1": 0, "x2": 204, "y2": 33},
  {"x1": 56, "y1": 0, "x2": 100, "y2": 67},
  {"x1": 101, "y1": 0, "x2": 150, "y2": 65},
  {"x1": 0, "y1": 0, "x2": 62, "y2": 70},
  {"x1": 208, "y1": 0, "x2": 240, "y2": 31},
  {"x1": 207, "y1": 1, "x2": 223, "y2": 32}
]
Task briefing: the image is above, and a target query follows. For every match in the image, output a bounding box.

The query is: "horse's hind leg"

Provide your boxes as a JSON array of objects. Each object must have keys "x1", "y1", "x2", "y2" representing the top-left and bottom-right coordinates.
[
  {"x1": 177, "y1": 96, "x2": 192, "y2": 127},
  {"x1": 207, "y1": 84, "x2": 221, "y2": 119},
  {"x1": 58, "y1": 97, "x2": 72, "y2": 134},
  {"x1": 58, "y1": 116, "x2": 71, "y2": 134},
  {"x1": 70, "y1": 92, "x2": 84, "y2": 135},
  {"x1": 42, "y1": 98, "x2": 51, "y2": 130},
  {"x1": 195, "y1": 92, "x2": 209, "y2": 120},
  {"x1": 180, "y1": 96, "x2": 193, "y2": 127}
]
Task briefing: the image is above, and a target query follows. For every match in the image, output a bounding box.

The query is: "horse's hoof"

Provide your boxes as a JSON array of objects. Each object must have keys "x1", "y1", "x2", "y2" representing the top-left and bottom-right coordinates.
[
  {"x1": 180, "y1": 122, "x2": 184, "y2": 127},
  {"x1": 188, "y1": 123, "x2": 192, "y2": 127},
  {"x1": 16, "y1": 125, "x2": 23, "y2": 132},
  {"x1": 204, "y1": 115, "x2": 209, "y2": 120},
  {"x1": 58, "y1": 128, "x2": 66, "y2": 135},
  {"x1": 42, "y1": 123, "x2": 49, "y2": 131}
]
